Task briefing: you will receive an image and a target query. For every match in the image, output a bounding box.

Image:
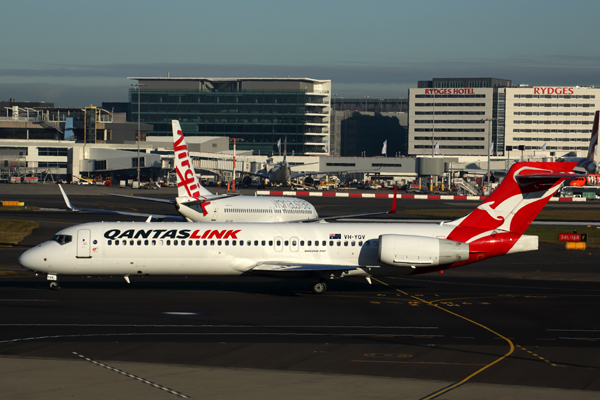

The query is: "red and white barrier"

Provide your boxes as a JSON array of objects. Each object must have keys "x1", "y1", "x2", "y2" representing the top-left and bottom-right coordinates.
[{"x1": 256, "y1": 190, "x2": 587, "y2": 202}]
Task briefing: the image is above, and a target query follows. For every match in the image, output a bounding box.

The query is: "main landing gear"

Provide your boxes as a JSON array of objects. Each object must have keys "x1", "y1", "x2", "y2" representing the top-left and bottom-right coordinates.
[
  {"x1": 47, "y1": 274, "x2": 60, "y2": 290},
  {"x1": 311, "y1": 280, "x2": 328, "y2": 294}
]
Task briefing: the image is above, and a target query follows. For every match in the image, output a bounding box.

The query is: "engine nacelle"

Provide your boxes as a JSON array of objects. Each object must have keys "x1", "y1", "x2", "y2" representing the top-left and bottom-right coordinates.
[
  {"x1": 378, "y1": 234, "x2": 469, "y2": 268},
  {"x1": 242, "y1": 176, "x2": 254, "y2": 186},
  {"x1": 304, "y1": 176, "x2": 314, "y2": 185}
]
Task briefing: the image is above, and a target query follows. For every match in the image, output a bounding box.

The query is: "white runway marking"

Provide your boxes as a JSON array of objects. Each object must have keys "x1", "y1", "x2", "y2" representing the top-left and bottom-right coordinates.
[{"x1": 72, "y1": 352, "x2": 190, "y2": 398}]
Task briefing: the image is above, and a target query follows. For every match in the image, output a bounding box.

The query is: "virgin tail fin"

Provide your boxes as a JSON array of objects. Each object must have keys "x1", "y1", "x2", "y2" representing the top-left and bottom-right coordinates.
[{"x1": 172, "y1": 120, "x2": 212, "y2": 198}]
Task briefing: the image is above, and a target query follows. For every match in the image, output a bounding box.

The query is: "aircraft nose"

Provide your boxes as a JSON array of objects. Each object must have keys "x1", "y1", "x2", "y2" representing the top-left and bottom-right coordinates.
[{"x1": 18, "y1": 246, "x2": 46, "y2": 272}]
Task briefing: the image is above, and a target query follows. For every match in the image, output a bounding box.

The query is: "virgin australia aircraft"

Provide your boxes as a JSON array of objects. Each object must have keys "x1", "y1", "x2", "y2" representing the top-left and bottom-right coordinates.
[
  {"x1": 61, "y1": 120, "x2": 318, "y2": 223},
  {"x1": 21, "y1": 161, "x2": 580, "y2": 293}
]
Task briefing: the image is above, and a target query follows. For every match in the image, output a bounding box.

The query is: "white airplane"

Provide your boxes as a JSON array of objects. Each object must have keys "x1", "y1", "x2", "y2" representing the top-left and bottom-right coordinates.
[
  {"x1": 213, "y1": 137, "x2": 378, "y2": 187},
  {"x1": 20, "y1": 161, "x2": 580, "y2": 293},
  {"x1": 60, "y1": 120, "x2": 318, "y2": 223}
]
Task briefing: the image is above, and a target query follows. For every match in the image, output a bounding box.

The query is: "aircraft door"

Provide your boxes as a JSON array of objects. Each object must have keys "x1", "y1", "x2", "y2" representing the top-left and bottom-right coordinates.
[
  {"x1": 290, "y1": 236, "x2": 299, "y2": 252},
  {"x1": 77, "y1": 229, "x2": 91, "y2": 258},
  {"x1": 274, "y1": 236, "x2": 283, "y2": 252},
  {"x1": 211, "y1": 203, "x2": 218, "y2": 221}
]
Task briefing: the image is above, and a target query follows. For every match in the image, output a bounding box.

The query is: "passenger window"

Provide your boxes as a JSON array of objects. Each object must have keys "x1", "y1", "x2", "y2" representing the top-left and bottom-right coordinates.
[
  {"x1": 337, "y1": 241, "x2": 341, "y2": 246},
  {"x1": 152, "y1": 240, "x2": 156, "y2": 246},
  {"x1": 351, "y1": 241, "x2": 355, "y2": 246},
  {"x1": 218, "y1": 240, "x2": 222, "y2": 246},
  {"x1": 114, "y1": 240, "x2": 119, "y2": 246},
  {"x1": 144, "y1": 240, "x2": 149, "y2": 246},
  {"x1": 247, "y1": 240, "x2": 251, "y2": 246},
  {"x1": 196, "y1": 240, "x2": 200, "y2": 246},
  {"x1": 122, "y1": 240, "x2": 126, "y2": 246},
  {"x1": 300, "y1": 241, "x2": 304, "y2": 246},
  {"x1": 344, "y1": 241, "x2": 348, "y2": 246},
  {"x1": 322, "y1": 241, "x2": 326, "y2": 246},
  {"x1": 254, "y1": 240, "x2": 258, "y2": 246},
  {"x1": 261, "y1": 240, "x2": 266, "y2": 246},
  {"x1": 292, "y1": 240, "x2": 297, "y2": 246},
  {"x1": 269, "y1": 240, "x2": 273, "y2": 246},
  {"x1": 284, "y1": 241, "x2": 289, "y2": 246},
  {"x1": 203, "y1": 240, "x2": 208, "y2": 246},
  {"x1": 166, "y1": 240, "x2": 171, "y2": 246},
  {"x1": 189, "y1": 240, "x2": 193, "y2": 246},
  {"x1": 159, "y1": 240, "x2": 164, "y2": 246},
  {"x1": 107, "y1": 240, "x2": 112, "y2": 246},
  {"x1": 329, "y1": 241, "x2": 333, "y2": 246},
  {"x1": 210, "y1": 240, "x2": 215, "y2": 246},
  {"x1": 129, "y1": 240, "x2": 134, "y2": 246},
  {"x1": 277, "y1": 240, "x2": 281, "y2": 246},
  {"x1": 232, "y1": 240, "x2": 236, "y2": 246},
  {"x1": 240, "y1": 240, "x2": 244, "y2": 246},
  {"x1": 308, "y1": 241, "x2": 312, "y2": 246},
  {"x1": 174, "y1": 240, "x2": 178, "y2": 246},
  {"x1": 358, "y1": 241, "x2": 363, "y2": 246},
  {"x1": 224, "y1": 240, "x2": 229, "y2": 246}
]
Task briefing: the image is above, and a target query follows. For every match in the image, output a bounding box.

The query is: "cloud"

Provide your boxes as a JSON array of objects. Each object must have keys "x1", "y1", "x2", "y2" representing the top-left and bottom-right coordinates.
[{"x1": 1, "y1": 57, "x2": 598, "y2": 106}]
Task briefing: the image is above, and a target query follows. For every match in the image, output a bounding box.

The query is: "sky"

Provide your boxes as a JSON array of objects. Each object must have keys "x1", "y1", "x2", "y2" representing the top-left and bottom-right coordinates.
[{"x1": 1, "y1": 0, "x2": 599, "y2": 107}]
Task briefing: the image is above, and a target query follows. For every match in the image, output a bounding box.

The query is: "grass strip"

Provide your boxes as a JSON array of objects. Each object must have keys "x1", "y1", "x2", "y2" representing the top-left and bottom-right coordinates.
[{"x1": 0, "y1": 220, "x2": 39, "y2": 245}]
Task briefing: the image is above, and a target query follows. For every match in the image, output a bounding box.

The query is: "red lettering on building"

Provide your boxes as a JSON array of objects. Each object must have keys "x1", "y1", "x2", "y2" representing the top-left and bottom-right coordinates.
[{"x1": 533, "y1": 87, "x2": 575, "y2": 95}]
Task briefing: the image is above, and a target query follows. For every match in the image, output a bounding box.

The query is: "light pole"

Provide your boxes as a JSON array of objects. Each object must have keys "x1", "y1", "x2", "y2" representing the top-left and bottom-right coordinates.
[
  {"x1": 432, "y1": 90, "x2": 435, "y2": 157},
  {"x1": 482, "y1": 117, "x2": 497, "y2": 195},
  {"x1": 131, "y1": 83, "x2": 145, "y2": 186},
  {"x1": 230, "y1": 138, "x2": 244, "y2": 191}
]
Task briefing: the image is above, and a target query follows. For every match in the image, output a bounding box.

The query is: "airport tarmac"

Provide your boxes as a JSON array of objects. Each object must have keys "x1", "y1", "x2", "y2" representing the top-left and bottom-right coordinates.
[{"x1": 1, "y1": 183, "x2": 599, "y2": 399}]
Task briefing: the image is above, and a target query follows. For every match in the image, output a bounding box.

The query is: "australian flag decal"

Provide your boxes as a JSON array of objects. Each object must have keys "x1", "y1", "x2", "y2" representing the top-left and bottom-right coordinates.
[{"x1": 329, "y1": 233, "x2": 341, "y2": 239}]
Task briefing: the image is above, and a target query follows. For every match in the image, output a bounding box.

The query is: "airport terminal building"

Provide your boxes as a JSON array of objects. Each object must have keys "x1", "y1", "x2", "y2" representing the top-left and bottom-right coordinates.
[{"x1": 129, "y1": 77, "x2": 331, "y2": 156}]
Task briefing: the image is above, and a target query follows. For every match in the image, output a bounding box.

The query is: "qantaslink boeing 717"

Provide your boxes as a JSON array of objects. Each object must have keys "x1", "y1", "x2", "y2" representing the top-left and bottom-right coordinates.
[{"x1": 21, "y1": 161, "x2": 580, "y2": 293}]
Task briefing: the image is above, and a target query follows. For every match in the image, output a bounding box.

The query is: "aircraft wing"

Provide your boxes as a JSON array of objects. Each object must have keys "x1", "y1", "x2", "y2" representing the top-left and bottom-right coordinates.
[
  {"x1": 294, "y1": 187, "x2": 398, "y2": 223},
  {"x1": 209, "y1": 168, "x2": 271, "y2": 180},
  {"x1": 59, "y1": 185, "x2": 185, "y2": 221},
  {"x1": 102, "y1": 192, "x2": 175, "y2": 204},
  {"x1": 290, "y1": 167, "x2": 382, "y2": 179},
  {"x1": 252, "y1": 263, "x2": 362, "y2": 272}
]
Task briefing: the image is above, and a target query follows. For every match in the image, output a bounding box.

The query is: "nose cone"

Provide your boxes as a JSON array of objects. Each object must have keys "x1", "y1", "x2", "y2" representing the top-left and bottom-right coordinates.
[{"x1": 19, "y1": 246, "x2": 45, "y2": 272}]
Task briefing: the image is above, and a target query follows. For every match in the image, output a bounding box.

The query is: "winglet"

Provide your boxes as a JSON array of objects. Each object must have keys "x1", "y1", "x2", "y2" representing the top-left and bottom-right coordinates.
[
  {"x1": 59, "y1": 184, "x2": 77, "y2": 211},
  {"x1": 389, "y1": 187, "x2": 397, "y2": 214}
]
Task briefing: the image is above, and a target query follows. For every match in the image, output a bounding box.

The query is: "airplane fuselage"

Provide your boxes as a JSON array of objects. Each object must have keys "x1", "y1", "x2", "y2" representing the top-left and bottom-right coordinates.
[
  {"x1": 18, "y1": 220, "x2": 535, "y2": 279},
  {"x1": 176, "y1": 195, "x2": 317, "y2": 222}
]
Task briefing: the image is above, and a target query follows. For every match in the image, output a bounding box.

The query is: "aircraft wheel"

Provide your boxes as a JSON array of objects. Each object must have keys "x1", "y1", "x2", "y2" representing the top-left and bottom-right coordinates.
[
  {"x1": 312, "y1": 280, "x2": 327, "y2": 294},
  {"x1": 49, "y1": 281, "x2": 60, "y2": 290}
]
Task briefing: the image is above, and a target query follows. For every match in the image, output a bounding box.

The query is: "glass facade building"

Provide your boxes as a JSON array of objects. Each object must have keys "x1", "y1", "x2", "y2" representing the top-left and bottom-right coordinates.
[{"x1": 129, "y1": 77, "x2": 331, "y2": 155}]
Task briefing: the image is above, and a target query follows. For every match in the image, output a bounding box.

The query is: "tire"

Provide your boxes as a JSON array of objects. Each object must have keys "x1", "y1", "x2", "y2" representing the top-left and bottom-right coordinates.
[{"x1": 312, "y1": 280, "x2": 327, "y2": 294}]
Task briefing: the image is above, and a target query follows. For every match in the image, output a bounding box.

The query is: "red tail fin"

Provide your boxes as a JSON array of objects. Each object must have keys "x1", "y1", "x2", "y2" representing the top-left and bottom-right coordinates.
[{"x1": 448, "y1": 162, "x2": 578, "y2": 242}]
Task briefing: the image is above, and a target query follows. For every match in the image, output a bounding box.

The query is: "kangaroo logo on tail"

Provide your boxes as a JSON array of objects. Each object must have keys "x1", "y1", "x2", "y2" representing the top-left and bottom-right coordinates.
[{"x1": 448, "y1": 162, "x2": 578, "y2": 244}]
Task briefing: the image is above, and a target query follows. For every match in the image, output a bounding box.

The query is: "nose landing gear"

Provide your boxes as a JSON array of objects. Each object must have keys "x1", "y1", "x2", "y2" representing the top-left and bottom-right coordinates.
[{"x1": 47, "y1": 274, "x2": 60, "y2": 290}]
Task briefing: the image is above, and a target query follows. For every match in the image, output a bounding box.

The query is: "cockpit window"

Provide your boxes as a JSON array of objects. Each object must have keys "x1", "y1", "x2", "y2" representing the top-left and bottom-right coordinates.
[{"x1": 52, "y1": 234, "x2": 72, "y2": 245}]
